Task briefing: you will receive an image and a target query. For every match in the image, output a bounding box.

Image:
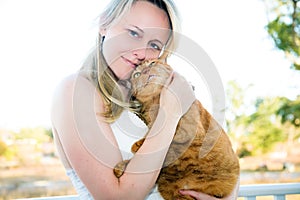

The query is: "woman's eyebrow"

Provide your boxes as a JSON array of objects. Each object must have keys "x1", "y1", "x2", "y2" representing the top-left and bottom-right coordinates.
[
  {"x1": 130, "y1": 24, "x2": 144, "y2": 33},
  {"x1": 129, "y1": 24, "x2": 165, "y2": 45},
  {"x1": 151, "y1": 39, "x2": 164, "y2": 46}
]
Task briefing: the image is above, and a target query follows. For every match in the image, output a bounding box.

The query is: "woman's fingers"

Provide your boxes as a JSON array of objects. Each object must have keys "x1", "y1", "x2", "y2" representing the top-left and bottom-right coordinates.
[
  {"x1": 179, "y1": 190, "x2": 218, "y2": 200},
  {"x1": 169, "y1": 72, "x2": 196, "y2": 113},
  {"x1": 159, "y1": 71, "x2": 196, "y2": 119},
  {"x1": 163, "y1": 70, "x2": 174, "y2": 87}
]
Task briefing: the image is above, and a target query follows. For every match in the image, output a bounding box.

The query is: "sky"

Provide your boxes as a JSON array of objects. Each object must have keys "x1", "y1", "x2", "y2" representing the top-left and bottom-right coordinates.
[{"x1": 0, "y1": 0, "x2": 299, "y2": 130}]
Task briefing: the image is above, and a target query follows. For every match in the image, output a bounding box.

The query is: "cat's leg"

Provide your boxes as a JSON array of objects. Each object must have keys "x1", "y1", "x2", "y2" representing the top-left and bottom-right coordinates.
[
  {"x1": 113, "y1": 137, "x2": 146, "y2": 178},
  {"x1": 113, "y1": 159, "x2": 130, "y2": 178},
  {"x1": 131, "y1": 138, "x2": 145, "y2": 153}
]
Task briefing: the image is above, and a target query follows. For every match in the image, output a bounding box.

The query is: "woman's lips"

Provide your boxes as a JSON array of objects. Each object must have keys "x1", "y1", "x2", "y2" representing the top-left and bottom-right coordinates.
[{"x1": 122, "y1": 56, "x2": 137, "y2": 69}]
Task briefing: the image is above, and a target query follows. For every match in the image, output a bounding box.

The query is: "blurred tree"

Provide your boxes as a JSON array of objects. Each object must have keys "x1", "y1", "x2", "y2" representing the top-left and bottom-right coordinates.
[
  {"x1": 276, "y1": 96, "x2": 300, "y2": 155},
  {"x1": 263, "y1": 0, "x2": 300, "y2": 157},
  {"x1": 226, "y1": 81, "x2": 288, "y2": 156},
  {"x1": 246, "y1": 97, "x2": 286, "y2": 155},
  {"x1": 276, "y1": 95, "x2": 300, "y2": 127},
  {"x1": 43, "y1": 128, "x2": 54, "y2": 140},
  {"x1": 15, "y1": 127, "x2": 52, "y2": 143},
  {"x1": 264, "y1": 0, "x2": 300, "y2": 69},
  {"x1": 225, "y1": 81, "x2": 254, "y2": 157},
  {"x1": 0, "y1": 140, "x2": 7, "y2": 156}
]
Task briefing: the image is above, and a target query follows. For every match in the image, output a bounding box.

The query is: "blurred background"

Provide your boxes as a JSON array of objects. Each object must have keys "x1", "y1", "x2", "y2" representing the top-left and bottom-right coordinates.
[{"x1": 0, "y1": 0, "x2": 299, "y2": 199}]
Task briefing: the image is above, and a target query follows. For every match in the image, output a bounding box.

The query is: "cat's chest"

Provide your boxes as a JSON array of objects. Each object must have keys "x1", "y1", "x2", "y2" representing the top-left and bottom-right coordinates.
[{"x1": 110, "y1": 111, "x2": 148, "y2": 160}]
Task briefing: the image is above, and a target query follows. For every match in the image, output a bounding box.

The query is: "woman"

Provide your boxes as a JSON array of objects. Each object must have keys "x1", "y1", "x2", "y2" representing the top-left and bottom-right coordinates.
[{"x1": 51, "y1": 0, "x2": 239, "y2": 199}]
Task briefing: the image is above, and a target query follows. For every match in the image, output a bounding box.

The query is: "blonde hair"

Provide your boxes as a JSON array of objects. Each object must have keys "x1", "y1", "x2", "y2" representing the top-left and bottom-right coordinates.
[{"x1": 80, "y1": 0, "x2": 181, "y2": 122}]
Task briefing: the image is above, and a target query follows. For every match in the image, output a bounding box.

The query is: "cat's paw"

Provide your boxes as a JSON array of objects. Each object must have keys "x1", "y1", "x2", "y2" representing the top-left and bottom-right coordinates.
[
  {"x1": 113, "y1": 160, "x2": 130, "y2": 178},
  {"x1": 131, "y1": 138, "x2": 145, "y2": 153}
]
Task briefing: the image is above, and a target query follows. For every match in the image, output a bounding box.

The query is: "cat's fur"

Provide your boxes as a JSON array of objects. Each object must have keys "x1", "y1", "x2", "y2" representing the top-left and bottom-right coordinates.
[{"x1": 113, "y1": 60, "x2": 240, "y2": 199}]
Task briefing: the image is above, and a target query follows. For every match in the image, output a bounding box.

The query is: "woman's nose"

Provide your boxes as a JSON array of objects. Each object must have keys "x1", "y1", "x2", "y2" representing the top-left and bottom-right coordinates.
[{"x1": 132, "y1": 48, "x2": 146, "y2": 61}]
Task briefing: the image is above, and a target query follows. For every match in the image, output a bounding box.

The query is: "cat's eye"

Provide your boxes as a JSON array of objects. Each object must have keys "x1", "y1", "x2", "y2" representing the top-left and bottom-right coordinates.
[
  {"x1": 133, "y1": 72, "x2": 141, "y2": 78},
  {"x1": 149, "y1": 61, "x2": 156, "y2": 67}
]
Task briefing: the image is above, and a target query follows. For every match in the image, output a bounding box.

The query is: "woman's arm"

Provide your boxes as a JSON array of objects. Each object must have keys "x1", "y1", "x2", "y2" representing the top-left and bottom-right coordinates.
[{"x1": 51, "y1": 73, "x2": 195, "y2": 200}]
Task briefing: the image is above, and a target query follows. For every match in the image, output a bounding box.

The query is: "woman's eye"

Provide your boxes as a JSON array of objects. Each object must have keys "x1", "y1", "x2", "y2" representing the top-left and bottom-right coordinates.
[
  {"x1": 150, "y1": 43, "x2": 161, "y2": 51},
  {"x1": 128, "y1": 30, "x2": 140, "y2": 38},
  {"x1": 133, "y1": 72, "x2": 141, "y2": 78}
]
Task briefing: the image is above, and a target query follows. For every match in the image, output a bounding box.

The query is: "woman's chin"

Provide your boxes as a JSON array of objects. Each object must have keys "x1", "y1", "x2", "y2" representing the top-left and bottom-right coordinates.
[{"x1": 118, "y1": 73, "x2": 132, "y2": 81}]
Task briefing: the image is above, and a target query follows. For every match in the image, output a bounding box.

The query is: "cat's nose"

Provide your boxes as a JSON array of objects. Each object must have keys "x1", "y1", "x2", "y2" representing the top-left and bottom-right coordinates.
[{"x1": 142, "y1": 68, "x2": 150, "y2": 74}]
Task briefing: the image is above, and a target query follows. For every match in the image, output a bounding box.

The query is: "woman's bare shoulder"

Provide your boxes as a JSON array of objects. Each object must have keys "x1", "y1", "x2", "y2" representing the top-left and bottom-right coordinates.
[
  {"x1": 51, "y1": 73, "x2": 105, "y2": 126},
  {"x1": 52, "y1": 73, "x2": 95, "y2": 98},
  {"x1": 53, "y1": 73, "x2": 103, "y2": 101}
]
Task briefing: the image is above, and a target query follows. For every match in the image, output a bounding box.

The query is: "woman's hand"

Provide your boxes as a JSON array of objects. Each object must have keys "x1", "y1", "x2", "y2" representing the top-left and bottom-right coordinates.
[
  {"x1": 179, "y1": 189, "x2": 238, "y2": 200},
  {"x1": 178, "y1": 178, "x2": 240, "y2": 200},
  {"x1": 179, "y1": 190, "x2": 224, "y2": 200},
  {"x1": 160, "y1": 72, "x2": 196, "y2": 118}
]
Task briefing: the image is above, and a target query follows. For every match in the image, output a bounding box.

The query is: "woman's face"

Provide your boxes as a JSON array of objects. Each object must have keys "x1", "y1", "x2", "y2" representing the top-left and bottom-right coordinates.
[{"x1": 101, "y1": 1, "x2": 171, "y2": 80}]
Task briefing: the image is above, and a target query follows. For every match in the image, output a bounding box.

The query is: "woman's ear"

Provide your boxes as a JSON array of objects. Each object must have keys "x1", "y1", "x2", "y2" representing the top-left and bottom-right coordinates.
[{"x1": 99, "y1": 27, "x2": 106, "y2": 36}]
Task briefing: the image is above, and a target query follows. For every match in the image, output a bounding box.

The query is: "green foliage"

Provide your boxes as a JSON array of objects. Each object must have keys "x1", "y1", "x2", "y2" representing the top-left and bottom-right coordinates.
[
  {"x1": 225, "y1": 81, "x2": 299, "y2": 157},
  {"x1": 45, "y1": 128, "x2": 54, "y2": 140},
  {"x1": 2, "y1": 145, "x2": 18, "y2": 160},
  {"x1": 267, "y1": 18, "x2": 300, "y2": 57},
  {"x1": 226, "y1": 81, "x2": 256, "y2": 157},
  {"x1": 264, "y1": 0, "x2": 300, "y2": 69},
  {"x1": 276, "y1": 95, "x2": 300, "y2": 127},
  {"x1": 14, "y1": 127, "x2": 53, "y2": 143},
  {"x1": 226, "y1": 81, "x2": 253, "y2": 131},
  {"x1": 248, "y1": 117, "x2": 284, "y2": 154},
  {"x1": 237, "y1": 145, "x2": 252, "y2": 158},
  {"x1": 0, "y1": 140, "x2": 7, "y2": 156},
  {"x1": 0, "y1": 127, "x2": 53, "y2": 162},
  {"x1": 246, "y1": 98, "x2": 285, "y2": 155}
]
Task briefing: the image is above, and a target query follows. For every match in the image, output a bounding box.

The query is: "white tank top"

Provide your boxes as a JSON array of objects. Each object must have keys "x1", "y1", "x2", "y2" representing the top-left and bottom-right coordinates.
[{"x1": 66, "y1": 110, "x2": 163, "y2": 199}]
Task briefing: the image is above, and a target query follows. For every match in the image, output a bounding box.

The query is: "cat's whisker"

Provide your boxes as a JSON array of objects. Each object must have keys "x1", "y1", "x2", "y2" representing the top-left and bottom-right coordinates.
[{"x1": 148, "y1": 74, "x2": 157, "y2": 81}]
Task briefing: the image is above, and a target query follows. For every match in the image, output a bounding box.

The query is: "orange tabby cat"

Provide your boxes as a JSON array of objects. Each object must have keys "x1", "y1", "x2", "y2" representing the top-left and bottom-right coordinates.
[{"x1": 113, "y1": 60, "x2": 240, "y2": 199}]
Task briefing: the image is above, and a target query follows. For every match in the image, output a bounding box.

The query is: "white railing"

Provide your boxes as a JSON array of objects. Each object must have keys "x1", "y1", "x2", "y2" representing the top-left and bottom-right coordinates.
[
  {"x1": 17, "y1": 183, "x2": 300, "y2": 200},
  {"x1": 238, "y1": 182, "x2": 300, "y2": 200}
]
